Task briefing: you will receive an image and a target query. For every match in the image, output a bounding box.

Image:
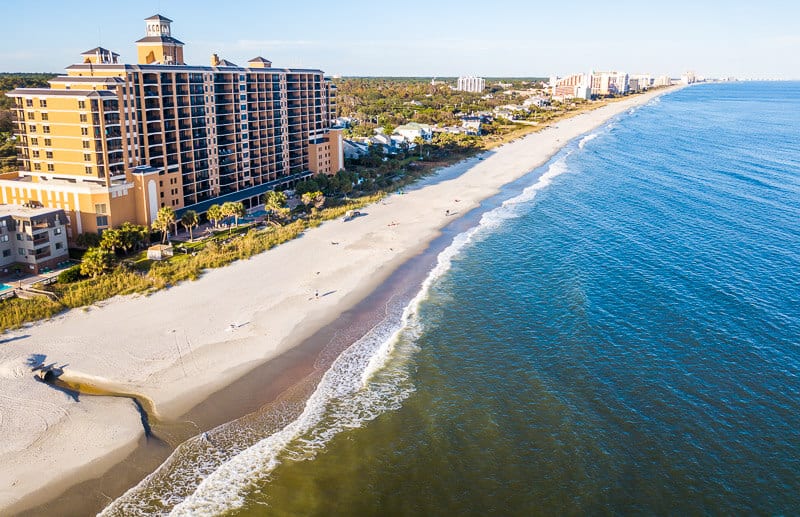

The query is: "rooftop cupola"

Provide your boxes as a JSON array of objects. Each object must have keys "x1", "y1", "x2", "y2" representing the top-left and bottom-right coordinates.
[
  {"x1": 136, "y1": 14, "x2": 185, "y2": 65},
  {"x1": 145, "y1": 14, "x2": 172, "y2": 37}
]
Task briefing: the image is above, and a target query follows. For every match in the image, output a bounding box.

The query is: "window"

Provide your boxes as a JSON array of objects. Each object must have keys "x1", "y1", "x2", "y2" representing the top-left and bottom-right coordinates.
[
  {"x1": 82, "y1": 140, "x2": 90, "y2": 149},
  {"x1": 33, "y1": 163, "x2": 41, "y2": 171},
  {"x1": 18, "y1": 248, "x2": 24, "y2": 255},
  {"x1": 16, "y1": 234, "x2": 22, "y2": 241},
  {"x1": 43, "y1": 125, "x2": 50, "y2": 134},
  {"x1": 45, "y1": 151, "x2": 53, "y2": 159},
  {"x1": 54, "y1": 227, "x2": 62, "y2": 235},
  {"x1": 31, "y1": 138, "x2": 38, "y2": 146},
  {"x1": 44, "y1": 138, "x2": 51, "y2": 146},
  {"x1": 32, "y1": 150, "x2": 39, "y2": 158},
  {"x1": 27, "y1": 112, "x2": 34, "y2": 120},
  {"x1": 26, "y1": 99, "x2": 33, "y2": 107},
  {"x1": 85, "y1": 166, "x2": 92, "y2": 174},
  {"x1": 41, "y1": 113, "x2": 48, "y2": 121},
  {"x1": 39, "y1": 99, "x2": 47, "y2": 108},
  {"x1": 79, "y1": 114, "x2": 87, "y2": 122},
  {"x1": 81, "y1": 127, "x2": 89, "y2": 136},
  {"x1": 94, "y1": 204, "x2": 107, "y2": 214},
  {"x1": 29, "y1": 124, "x2": 36, "y2": 133},
  {"x1": 55, "y1": 242, "x2": 63, "y2": 250},
  {"x1": 47, "y1": 164, "x2": 54, "y2": 171},
  {"x1": 96, "y1": 215, "x2": 108, "y2": 227},
  {"x1": 240, "y1": 94, "x2": 246, "y2": 101},
  {"x1": 78, "y1": 100, "x2": 86, "y2": 109},
  {"x1": 2, "y1": 249, "x2": 9, "y2": 257},
  {"x1": 0, "y1": 235, "x2": 8, "y2": 242},
  {"x1": 84, "y1": 153, "x2": 91, "y2": 162}
]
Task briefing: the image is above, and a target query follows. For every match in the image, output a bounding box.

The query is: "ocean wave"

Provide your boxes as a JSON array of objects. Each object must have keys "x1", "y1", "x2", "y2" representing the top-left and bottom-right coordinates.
[{"x1": 102, "y1": 125, "x2": 607, "y2": 516}]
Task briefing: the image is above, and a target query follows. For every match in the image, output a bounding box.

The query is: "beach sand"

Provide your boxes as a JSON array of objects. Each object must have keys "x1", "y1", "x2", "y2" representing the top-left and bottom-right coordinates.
[{"x1": 0, "y1": 87, "x2": 676, "y2": 514}]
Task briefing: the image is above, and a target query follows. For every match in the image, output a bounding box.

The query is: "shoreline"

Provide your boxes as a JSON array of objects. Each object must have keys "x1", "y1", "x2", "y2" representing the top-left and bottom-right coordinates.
[{"x1": 0, "y1": 86, "x2": 679, "y2": 515}]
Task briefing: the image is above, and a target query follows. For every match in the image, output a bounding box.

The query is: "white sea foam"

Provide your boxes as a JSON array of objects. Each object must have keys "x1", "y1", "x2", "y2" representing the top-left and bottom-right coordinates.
[{"x1": 102, "y1": 126, "x2": 606, "y2": 516}]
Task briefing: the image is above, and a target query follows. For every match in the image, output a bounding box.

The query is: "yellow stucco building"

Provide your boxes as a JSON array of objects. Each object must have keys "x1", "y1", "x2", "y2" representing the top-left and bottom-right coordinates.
[{"x1": 4, "y1": 14, "x2": 342, "y2": 240}]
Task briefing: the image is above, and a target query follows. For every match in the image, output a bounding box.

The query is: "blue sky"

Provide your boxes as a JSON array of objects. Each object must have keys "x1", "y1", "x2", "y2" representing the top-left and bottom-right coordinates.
[{"x1": 1, "y1": 0, "x2": 798, "y2": 78}]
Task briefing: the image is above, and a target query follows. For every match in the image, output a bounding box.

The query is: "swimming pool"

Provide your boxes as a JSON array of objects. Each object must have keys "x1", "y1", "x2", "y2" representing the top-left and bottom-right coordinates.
[{"x1": 0, "y1": 283, "x2": 13, "y2": 294}]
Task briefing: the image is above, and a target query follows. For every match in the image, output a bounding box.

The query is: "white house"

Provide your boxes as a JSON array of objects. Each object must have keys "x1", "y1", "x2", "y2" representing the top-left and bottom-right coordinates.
[{"x1": 393, "y1": 123, "x2": 434, "y2": 142}]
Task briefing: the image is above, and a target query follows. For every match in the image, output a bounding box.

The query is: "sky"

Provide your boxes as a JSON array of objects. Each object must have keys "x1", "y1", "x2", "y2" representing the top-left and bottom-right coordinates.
[{"x1": 1, "y1": 0, "x2": 798, "y2": 78}]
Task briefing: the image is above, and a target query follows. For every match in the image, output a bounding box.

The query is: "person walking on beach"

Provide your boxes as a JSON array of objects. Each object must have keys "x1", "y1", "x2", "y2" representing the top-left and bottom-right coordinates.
[{"x1": 315, "y1": 289, "x2": 319, "y2": 299}]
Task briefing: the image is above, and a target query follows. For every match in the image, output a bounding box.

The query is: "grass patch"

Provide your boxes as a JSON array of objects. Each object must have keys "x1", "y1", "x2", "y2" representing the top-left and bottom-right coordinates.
[{"x1": 0, "y1": 193, "x2": 384, "y2": 333}]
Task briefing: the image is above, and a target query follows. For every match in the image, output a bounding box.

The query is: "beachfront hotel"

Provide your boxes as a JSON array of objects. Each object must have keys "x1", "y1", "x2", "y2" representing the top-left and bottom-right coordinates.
[{"x1": 3, "y1": 15, "x2": 342, "y2": 240}]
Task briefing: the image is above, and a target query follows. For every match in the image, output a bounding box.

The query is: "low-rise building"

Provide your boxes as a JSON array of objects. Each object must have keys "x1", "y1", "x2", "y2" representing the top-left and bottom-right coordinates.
[
  {"x1": 393, "y1": 123, "x2": 433, "y2": 142},
  {"x1": 0, "y1": 204, "x2": 69, "y2": 274}
]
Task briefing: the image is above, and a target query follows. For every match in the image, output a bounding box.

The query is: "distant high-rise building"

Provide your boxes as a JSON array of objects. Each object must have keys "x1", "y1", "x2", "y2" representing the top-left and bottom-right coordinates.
[
  {"x1": 456, "y1": 76, "x2": 486, "y2": 93},
  {"x1": 4, "y1": 15, "x2": 342, "y2": 238},
  {"x1": 590, "y1": 71, "x2": 629, "y2": 96},
  {"x1": 551, "y1": 73, "x2": 591, "y2": 100}
]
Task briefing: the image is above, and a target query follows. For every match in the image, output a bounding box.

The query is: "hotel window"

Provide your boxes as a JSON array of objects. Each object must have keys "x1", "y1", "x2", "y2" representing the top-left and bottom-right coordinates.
[
  {"x1": 31, "y1": 138, "x2": 38, "y2": 146},
  {"x1": 0, "y1": 235, "x2": 7, "y2": 242},
  {"x1": 55, "y1": 242, "x2": 63, "y2": 250},
  {"x1": 18, "y1": 248, "x2": 24, "y2": 255},
  {"x1": 39, "y1": 99, "x2": 47, "y2": 107},
  {"x1": 82, "y1": 140, "x2": 90, "y2": 149},
  {"x1": 45, "y1": 151, "x2": 53, "y2": 159},
  {"x1": 16, "y1": 234, "x2": 22, "y2": 241},
  {"x1": 85, "y1": 166, "x2": 92, "y2": 174},
  {"x1": 96, "y1": 215, "x2": 108, "y2": 227},
  {"x1": 44, "y1": 138, "x2": 51, "y2": 146},
  {"x1": 2, "y1": 249, "x2": 9, "y2": 257},
  {"x1": 29, "y1": 124, "x2": 36, "y2": 133},
  {"x1": 240, "y1": 94, "x2": 246, "y2": 101},
  {"x1": 26, "y1": 99, "x2": 33, "y2": 107},
  {"x1": 43, "y1": 126, "x2": 50, "y2": 134},
  {"x1": 33, "y1": 163, "x2": 41, "y2": 171},
  {"x1": 32, "y1": 150, "x2": 39, "y2": 158},
  {"x1": 47, "y1": 164, "x2": 54, "y2": 171},
  {"x1": 239, "y1": 84, "x2": 246, "y2": 91},
  {"x1": 78, "y1": 100, "x2": 85, "y2": 109},
  {"x1": 41, "y1": 113, "x2": 48, "y2": 121},
  {"x1": 80, "y1": 114, "x2": 87, "y2": 122},
  {"x1": 81, "y1": 127, "x2": 88, "y2": 136},
  {"x1": 54, "y1": 227, "x2": 62, "y2": 235},
  {"x1": 27, "y1": 112, "x2": 34, "y2": 120},
  {"x1": 84, "y1": 153, "x2": 91, "y2": 162}
]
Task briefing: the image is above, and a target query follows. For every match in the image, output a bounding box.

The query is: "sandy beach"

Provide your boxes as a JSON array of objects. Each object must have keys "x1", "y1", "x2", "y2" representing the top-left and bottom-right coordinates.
[{"x1": 0, "y1": 87, "x2": 676, "y2": 514}]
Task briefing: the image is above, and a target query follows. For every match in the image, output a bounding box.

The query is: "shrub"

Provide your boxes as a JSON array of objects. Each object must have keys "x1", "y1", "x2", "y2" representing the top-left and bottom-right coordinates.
[{"x1": 57, "y1": 265, "x2": 84, "y2": 283}]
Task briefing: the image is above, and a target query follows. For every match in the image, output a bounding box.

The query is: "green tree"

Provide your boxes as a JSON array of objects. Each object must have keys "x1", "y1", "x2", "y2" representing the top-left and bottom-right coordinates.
[
  {"x1": 80, "y1": 246, "x2": 115, "y2": 278},
  {"x1": 222, "y1": 201, "x2": 245, "y2": 231},
  {"x1": 300, "y1": 190, "x2": 325, "y2": 212},
  {"x1": 263, "y1": 190, "x2": 287, "y2": 224},
  {"x1": 207, "y1": 204, "x2": 223, "y2": 229},
  {"x1": 180, "y1": 210, "x2": 199, "y2": 242},
  {"x1": 99, "y1": 228, "x2": 123, "y2": 254},
  {"x1": 75, "y1": 232, "x2": 101, "y2": 249},
  {"x1": 119, "y1": 222, "x2": 148, "y2": 253},
  {"x1": 152, "y1": 206, "x2": 176, "y2": 244}
]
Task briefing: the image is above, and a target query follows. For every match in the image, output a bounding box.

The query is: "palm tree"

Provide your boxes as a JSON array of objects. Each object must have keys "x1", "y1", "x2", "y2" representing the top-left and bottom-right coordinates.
[
  {"x1": 80, "y1": 246, "x2": 115, "y2": 278},
  {"x1": 181, "y1": 210, "x2": 199, "y2": 242},
  {"x1": 221, "y1": 201, "x2": 245, "y2": 232},
  {"x1": 263, "y1": 190, "x2": 287, "y2": 224},
  {"x1": 152, "y1": 206, "x2": 176, "y2": 244},
  {"x1": 207, "y1": 204, "x2": 223, "y2": 229},
  {"x1": 99, "y1": 228, "x2": 122, "y2": 255}
]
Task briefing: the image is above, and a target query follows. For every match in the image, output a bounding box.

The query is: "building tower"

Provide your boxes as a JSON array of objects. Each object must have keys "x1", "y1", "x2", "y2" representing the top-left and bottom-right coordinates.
[{"x1": 136, "y1": 15, "x2": 184, "y2": 65}]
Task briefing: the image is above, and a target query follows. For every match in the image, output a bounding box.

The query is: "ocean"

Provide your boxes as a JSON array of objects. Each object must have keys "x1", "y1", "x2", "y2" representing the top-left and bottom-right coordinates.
[{"x1": 103, "y1": 82, "x2": 800, "y2": 516}]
